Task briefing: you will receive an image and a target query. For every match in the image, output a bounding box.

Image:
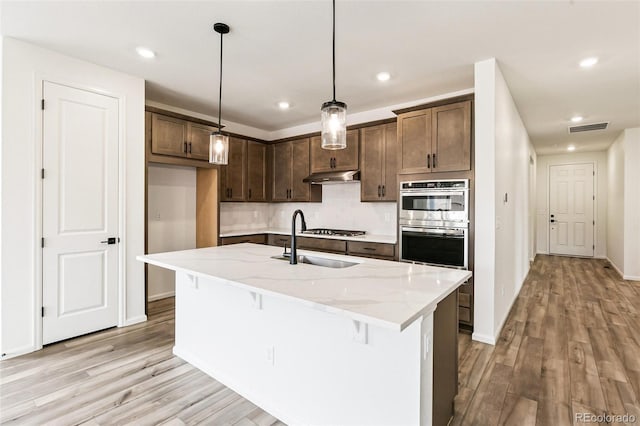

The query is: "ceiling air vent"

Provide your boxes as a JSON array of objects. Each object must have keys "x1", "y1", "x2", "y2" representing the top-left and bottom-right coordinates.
[{"x1": 568, "y1": 122, "x2": 609, "y2": 133}]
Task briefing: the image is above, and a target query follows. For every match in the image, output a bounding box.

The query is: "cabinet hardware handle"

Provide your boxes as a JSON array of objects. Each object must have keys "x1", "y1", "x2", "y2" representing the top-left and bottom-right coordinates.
[
  {"x1": 363, "y1": 247, "x2": 376, "y2": 251},
  {"x1": 427, "y1": 154, "x2": 431, "y2": 169},
  {"x1": 184, "y1": 142, "x2": 188, "y2": 153},
  {"x1": 433, "y1": 153, "x2": 437, "y2": 168},
  {"x1": 248, "y1": 188, "x2": 252, "y2": 199},
  {"x1": 188, "y1": 142, "x2": 192, "y2": 154},
  {"x1": 382, "y1": 185, "x2": 385, "y2": 197},
  {"x1": 378, "y1": 185, "x2": 381, "y2": 197}
]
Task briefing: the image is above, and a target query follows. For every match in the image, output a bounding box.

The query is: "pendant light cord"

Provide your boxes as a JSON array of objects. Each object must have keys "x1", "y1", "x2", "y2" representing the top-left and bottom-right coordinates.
[
  {"x1": 218, "y1": 30, "x2": 224, "y2": 130},
  {"x1": 332, "y1": 0, "x2": 336, "y2": 102}
]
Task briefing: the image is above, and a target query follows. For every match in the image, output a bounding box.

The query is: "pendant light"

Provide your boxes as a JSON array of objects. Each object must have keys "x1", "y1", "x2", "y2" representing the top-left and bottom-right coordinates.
[
  {"x1": 320, "y1": 0, "x2": 347, "y2": 150},
  {"x1": 209, "y1": 22, "x2": 230, "y2": 164}
]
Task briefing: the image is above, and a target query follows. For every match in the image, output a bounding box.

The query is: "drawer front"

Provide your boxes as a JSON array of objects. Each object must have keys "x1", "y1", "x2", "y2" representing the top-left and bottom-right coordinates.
[
  {"x1": 297, "y1": 237, "x2": 347, "y2": 254},
  {"x1": 459, "y1": 306, "x2": 471, "y2": 323},
  {"x1": 221, "y1": 234, "x2": 266, "y2": 245},
  {"x1": 347, "y1": 241, "x2": 395, "y2": 258},
  {"x1": 268, "y1": 234, "x2": 291, "y2": 247},
  {"x1": 459, "y1": 292, "x2": 471, "y2": 308}
]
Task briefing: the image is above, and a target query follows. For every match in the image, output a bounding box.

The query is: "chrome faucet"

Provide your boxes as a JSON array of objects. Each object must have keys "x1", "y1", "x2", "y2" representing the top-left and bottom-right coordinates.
[{"x1": 290, "y1": 209, "x2": 307, "y2": 264}]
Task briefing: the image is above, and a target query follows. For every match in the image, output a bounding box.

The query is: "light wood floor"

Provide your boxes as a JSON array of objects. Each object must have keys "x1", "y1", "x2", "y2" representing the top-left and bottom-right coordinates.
[
  {"x1": 1, "y1": 255, "x2": 639, "y2": 425},
  {"x1": 453, "y1": 255, "x2": 640, "y2": 425}
]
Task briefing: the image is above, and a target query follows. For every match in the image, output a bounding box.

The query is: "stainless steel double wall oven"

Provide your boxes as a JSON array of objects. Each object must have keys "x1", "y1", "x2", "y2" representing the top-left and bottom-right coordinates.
[{"x1": 399, "y1": 179, "x2": 469, "y2": 269}]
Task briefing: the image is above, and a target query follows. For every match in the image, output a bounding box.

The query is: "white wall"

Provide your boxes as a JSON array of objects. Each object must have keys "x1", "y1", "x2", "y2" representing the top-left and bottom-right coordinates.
[
  {"x1": 220, "y1": 184, "x2": 397, "y2": 237},
  {"x1": 607, "y1": 132, "x2": 625, "y2": 274},
  {"x1": 147, "y1": 164, "x2": 196, "y2": 300},
  {"x1": 473, "y1": 58, "x2": 534, "y2": 345},
  {"x1": 606, "y1": 128, "x2": 640, "y2": 280},
  {"x1": 1, "y1": 38, "x2": 145, "y2": 359},
  {"x1": 536, "y1": 151, "x2": 608, "y2": 258},
  {"x1": 622, "y1": 128, "x2": 640, "y2": 279}
]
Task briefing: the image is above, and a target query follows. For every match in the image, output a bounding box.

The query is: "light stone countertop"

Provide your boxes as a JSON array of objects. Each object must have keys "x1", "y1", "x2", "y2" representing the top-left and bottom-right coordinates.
[
  {"x1": 219, "y1": 227, "x2": 397, "y2": 244},
  {"x1": 138, "y1": 243, "x2": 471, "y2": 331}
]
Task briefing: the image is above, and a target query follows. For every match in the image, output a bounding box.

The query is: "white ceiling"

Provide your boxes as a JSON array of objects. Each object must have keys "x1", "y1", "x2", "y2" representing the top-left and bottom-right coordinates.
[{"x1": 1, "y1": 1, "x2": 639, "y2": 154}]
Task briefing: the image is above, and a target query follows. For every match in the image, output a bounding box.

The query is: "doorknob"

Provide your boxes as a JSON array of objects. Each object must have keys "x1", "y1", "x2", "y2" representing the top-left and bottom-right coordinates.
[{"x1": 100, "y1": 237, "x2": 118, "y2": 244}]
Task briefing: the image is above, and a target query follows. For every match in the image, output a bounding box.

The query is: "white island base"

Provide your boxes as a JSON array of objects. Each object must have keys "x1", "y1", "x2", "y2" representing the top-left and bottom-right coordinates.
[{"x1": 174, "y1": 271, "x2": 434, "y2": 426}]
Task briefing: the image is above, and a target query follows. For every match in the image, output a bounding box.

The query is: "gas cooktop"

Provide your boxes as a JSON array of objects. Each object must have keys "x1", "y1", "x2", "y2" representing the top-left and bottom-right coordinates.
[{"x1": 302, "y1": 228, "x2": 366, "y2": 237}]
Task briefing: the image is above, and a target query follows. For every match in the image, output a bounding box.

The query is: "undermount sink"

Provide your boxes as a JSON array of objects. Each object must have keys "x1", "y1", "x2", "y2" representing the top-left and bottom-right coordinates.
[{"x1": 271, "y1": 254, "x2": 358, "y2": 269}]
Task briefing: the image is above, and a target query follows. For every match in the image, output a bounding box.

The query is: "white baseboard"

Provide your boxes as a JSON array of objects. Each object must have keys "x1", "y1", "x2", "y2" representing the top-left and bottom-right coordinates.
[
  {"x1": 122, "y1": 315, "x2": 147, "y2": 327},
  {"x1": 606, "y1": 257, "x2": 624, "y2": 278},
  {"x1": 148, "y1": 291, "x2": 175, "y2": 302},
  {"x1": 0, "y1": 343, "x2": 39, "y2": 360},
  {"x1": 471, "y1": 332, "x2": 496, "y2": 345},
  {"x1": 623, "y1": 274, "x2": 640, "y2": 281},
  {"x1": 537, "y1": 250, "x2": 549, "y2": 255}
]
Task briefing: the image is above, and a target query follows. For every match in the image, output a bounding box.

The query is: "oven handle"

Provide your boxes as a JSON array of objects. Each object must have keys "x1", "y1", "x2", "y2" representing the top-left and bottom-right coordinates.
[
  {"x1": 401, "y1": 226, "x2": 466, "y2": 237},
  {"x1": 400, "y1": 190, "x2": 467, "y2": 197}
]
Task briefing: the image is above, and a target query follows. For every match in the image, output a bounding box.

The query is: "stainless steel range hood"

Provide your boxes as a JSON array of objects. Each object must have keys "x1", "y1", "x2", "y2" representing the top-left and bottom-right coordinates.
[{"x1": 302, "y1": 170, "x2": 360, "y2": 184}]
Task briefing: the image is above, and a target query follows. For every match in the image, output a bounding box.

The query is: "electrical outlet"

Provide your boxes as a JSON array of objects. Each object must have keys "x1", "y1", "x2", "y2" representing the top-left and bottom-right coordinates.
[{"x1": 265, "y1": 346, "x2": 275, "y2": 366}]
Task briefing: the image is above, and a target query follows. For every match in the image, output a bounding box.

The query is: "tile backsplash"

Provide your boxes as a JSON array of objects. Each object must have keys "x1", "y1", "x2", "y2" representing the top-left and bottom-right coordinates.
[{"x1": 220, "y1": 183, "x2": 397, "y2": 236}]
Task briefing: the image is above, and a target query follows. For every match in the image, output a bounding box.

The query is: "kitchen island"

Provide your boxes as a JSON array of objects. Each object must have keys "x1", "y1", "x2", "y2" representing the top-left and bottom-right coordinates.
[{"x1": 138, "y1": 243, "x2": 471, "y2": 426}]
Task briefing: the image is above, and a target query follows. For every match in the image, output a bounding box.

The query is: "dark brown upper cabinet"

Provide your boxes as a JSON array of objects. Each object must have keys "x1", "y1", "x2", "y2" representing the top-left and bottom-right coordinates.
[
  {"x1": 360, "y1": 122, "x2": 397, "y2": 201},
  {"x1": 150, "y1": 112, "x2": 216, "y2": 161},
  {"x1": 272, "y1": 138, "x2": 318, "y2": 202},
  {"x1": 310, "y1": 129, "x2": 359, "y2": 173},
  {"x1": 246, "y1": 141, "x2": 267, "y2": 202},
  {"x1": 397, "y1": 100, "x2": 471, "y2": 174},
  {"x1": 220, "y1": 137, "x2": 247, "y2": 202}
]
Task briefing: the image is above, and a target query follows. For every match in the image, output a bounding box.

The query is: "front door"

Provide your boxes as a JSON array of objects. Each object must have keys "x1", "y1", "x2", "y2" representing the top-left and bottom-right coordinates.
[
  {"x1": 549, "y1": 163, "x2": 594, "y2": 257},
  {"x1": 42, "y1": 81, "x2": 119, "y2": 344}
]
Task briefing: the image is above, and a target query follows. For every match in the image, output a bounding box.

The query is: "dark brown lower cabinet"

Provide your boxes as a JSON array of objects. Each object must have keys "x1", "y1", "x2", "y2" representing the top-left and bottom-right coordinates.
[
  {"x1": 433, "y1": 289, "x2": 458, "y2": 426},
  {"x1": 267, "y1": 234, "x2": 291, "y2": 248},
  {"x1": 346, "y1": 241, "x2": 395, "y2": 260},
  {"x1": 296, "y1": 237, "x2": 346, "y2": 254}
]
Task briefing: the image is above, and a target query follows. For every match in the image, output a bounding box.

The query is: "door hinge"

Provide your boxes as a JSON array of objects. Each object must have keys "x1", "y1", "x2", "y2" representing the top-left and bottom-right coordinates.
[
  {"x1": 593, "y1": 195, "x2": 595, "y2": 200},
  {"x1": 593, "y1": 245, "x2": 595, "y2": 250},
  {"x1": 41, "y1": 168, "x2": 45, "y2": 179},
  {"x1": 593, "y1": 220, "x2": 595, "y2": 225},
  {"x1": 41, "y1": 237, "x2": 44, "y2": 248},
  {"x1": 41, "y1": 307, "x2": 45, "y2": 317},
  {"x1": 41, "y1": 99, "x2": 45, "y2": 110}
]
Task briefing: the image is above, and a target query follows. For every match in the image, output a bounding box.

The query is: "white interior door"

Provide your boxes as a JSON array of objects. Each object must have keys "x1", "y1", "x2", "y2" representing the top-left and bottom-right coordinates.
[
  {"x1": 42, "y1": 81, "x2": 119, "y2": 345},
  {"x1": 549, "y1": 163, "x2": 594, "y2": 257}
]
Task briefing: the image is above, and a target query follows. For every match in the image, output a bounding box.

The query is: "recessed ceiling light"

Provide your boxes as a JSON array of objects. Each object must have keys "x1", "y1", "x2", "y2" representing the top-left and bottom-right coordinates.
[
  {"x1": 277, "y1": 101, "x2": 290, "y2": 110},
  {"x1": 571, "y1": 116, "x2": 583, "y2": 123},
  {"x1": 567, "y1": 145, "x2": 576, "y2": 152},
  {"x1": 579, "y1": 57, "x2": 598, "y2": 68},
  {"x1": 136, "y1": 47, "x2": 155, "y2": 59},
  {"x1": 376, "y1": 72, "x2": 391, "y2": 82}
]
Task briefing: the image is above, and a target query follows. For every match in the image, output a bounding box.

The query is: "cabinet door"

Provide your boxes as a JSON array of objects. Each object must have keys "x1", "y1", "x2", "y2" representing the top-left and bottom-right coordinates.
[
  {"x1": 272, "y1": 142, "x2": 291, "y2": 202},
  {"x1": 225, "y1": 137, "x2": 247, "y2": 201},
  {"x1": 310, "y1": 131, "x2": 359, "y2": 173},
  {"x1": 333, "y1": 130, "x2": 359, "y2": 171},
  {"x1": 309, "y1": 136, "x2": 333, "y2": 173},
  {"x1": 246, "y1": 141, "x2": 267, "y2": 202},
  {"x1": 290, "y1": 138, "x2": 311, "y2": 201},
  {"x1": 397, "y1": 109, "x2": 432, "y2": 173},
  {"x1": 360, "y1": 125, "x2": 384, "y2": 201},
  {"x1": 431, "y1": 101, "x2": 471, "y2": 172},
  {"x1": 382, "y1": 122, "x2": 398, "y2": 201},
  {"x1": 151, "y1": 113, "x2": 188, "y2": 157},
  {"x1": 188, "y1": 122, "x2": 216, "y2": 161}
]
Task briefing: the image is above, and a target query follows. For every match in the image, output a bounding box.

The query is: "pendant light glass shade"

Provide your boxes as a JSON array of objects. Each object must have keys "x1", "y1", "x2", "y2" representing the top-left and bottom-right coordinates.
[
  {"x1": 209, "y1": 22, "x2": 230, "y2": 165},
  {"x1": 321, "y1": 100, "x2": 347, "y2": 149},
  {"x1": 320, "y1": 0, "x2": 347, "y2": 150},
  {"x1": 209, "y1": 132, "x2": 229, "y2": 164}
]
